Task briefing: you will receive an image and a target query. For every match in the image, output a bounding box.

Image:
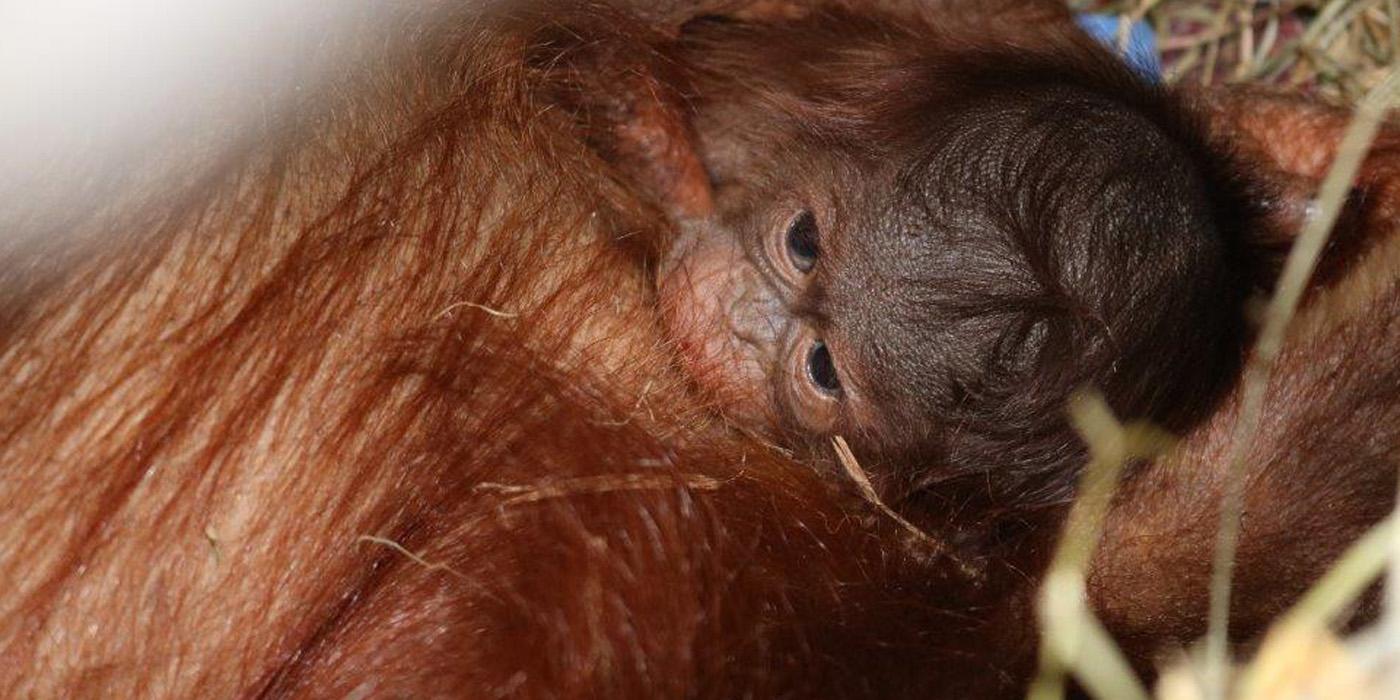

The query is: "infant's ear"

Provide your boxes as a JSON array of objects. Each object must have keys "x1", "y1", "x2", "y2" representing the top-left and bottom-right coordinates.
[
  {"x1": 526, "y1": 10, "x2": 714, "y2": 220},
  {"x1": 599, "y1": 78, "x2": 715, "y2": 220}
]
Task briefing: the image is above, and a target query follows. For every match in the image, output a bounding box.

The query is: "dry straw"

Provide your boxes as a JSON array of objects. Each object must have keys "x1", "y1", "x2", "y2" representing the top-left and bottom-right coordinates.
[
  {"x1": 1073, "y1": 0, "x2": 1398, "y2": 104},
  {"x1": 1043, "y1": 2, "x2": 1398, "y2": 699}
]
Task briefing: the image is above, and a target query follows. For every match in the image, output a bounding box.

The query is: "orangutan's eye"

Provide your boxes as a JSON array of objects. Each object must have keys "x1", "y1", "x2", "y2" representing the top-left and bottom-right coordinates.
[
  {"x1": 785, "y1": 210, "x2": 820, "y2": 273},
  {"x1": 806, "y1": 340, "x2": 840, "y2": 395}
]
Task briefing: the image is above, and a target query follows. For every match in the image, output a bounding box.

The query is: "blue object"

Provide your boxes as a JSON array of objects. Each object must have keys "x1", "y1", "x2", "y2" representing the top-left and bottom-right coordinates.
[{"x1": 1075, "y1": 13, "x2": 1163, "y2": 82}]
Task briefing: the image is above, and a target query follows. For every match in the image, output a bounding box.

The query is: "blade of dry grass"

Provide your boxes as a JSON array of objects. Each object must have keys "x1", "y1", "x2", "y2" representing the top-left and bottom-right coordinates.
[
  {"x1": 1203, "y1": 66, "x2": 1400, "y2": 700},
  {"x1": 1027, "y1": 392, "x2": 1173, "y2": 700},
  {"x1": 1284, "y1": 514, "x2": 1398, "y2": 630},
  {"x1": 1231, "y1": 514, "x2": 1398, "y2": 699},
  {"x1": 831, "y1": 436, "x2": 983, "y2": 579}
]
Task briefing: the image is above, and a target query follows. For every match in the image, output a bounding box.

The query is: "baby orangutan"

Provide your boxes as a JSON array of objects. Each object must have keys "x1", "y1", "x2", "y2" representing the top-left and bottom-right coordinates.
[{"x1": 652, "y1": 11, "x2": 1279, "y2": 523}]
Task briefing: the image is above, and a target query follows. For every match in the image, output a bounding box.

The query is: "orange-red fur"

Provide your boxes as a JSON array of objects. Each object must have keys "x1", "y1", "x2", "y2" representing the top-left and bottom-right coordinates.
[{"x1": 1, "y1": 2, "x2": 1396, "y2": 697}]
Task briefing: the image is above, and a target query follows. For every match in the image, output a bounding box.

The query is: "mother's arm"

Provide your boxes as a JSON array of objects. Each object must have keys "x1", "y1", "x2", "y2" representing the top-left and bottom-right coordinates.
[{"x1": 1091, "y1": 92, "x2": 1400, "y2": 664}]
